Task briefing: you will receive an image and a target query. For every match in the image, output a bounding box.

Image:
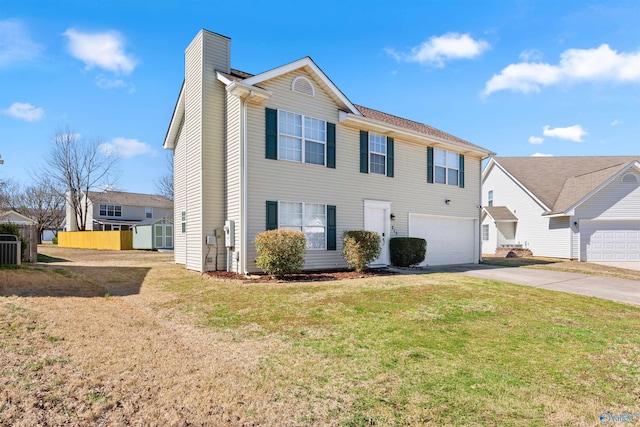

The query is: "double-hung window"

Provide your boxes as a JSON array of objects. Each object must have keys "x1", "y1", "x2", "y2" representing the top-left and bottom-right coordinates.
[
  {"x1": 279, "y1": 201, "x2": 327, "y2": 250},
  {"x1": 278, "y1": 110, "x2": 326, "y2": 166},
  {"x1": 99, "y1": 204, "x2": 122, "y2": 217},
  {"x1": 145, "y1": 207, "x2": 153, "y2": 219},
  {"x1": 488, "y1": 190, "x2": 493, "y2": 206},
  {"x1": 434, "y1": 149, "x2": 460, "y2": 186},
  {"x1": 369, "y1": 133, "x2": 387, "y2": 175},
  {"x1": 482, "y1": 224, "x2": 489, "y2": 241}
]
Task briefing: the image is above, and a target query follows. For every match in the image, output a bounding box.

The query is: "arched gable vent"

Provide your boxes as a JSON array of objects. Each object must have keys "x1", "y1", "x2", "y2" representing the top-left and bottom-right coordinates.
[
  {"x1": 621, "y1": 172, "x2": 639, "y2": 184},
  {"x1": 292, "y1": 76, "x2": 315, "y2": 97}
]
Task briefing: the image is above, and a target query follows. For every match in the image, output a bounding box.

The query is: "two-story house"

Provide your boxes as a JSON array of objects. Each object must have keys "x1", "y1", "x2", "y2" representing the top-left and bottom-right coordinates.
[
  {"x1": 164, "y1": 29, "x2": 494, "y2": 274},
  {"x1": 65, "y1": 190, "x2": 173, "y2": 232}
]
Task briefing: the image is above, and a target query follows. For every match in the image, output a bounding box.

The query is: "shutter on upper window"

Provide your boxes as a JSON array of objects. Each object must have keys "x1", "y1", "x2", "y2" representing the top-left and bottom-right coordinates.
[
  {"x1": 266, "y1": 201, "x2": 278, "y2": 230},
  {"x1": 386, "y1": 137, "x2": 394, "y2": 177},
  {"x1": 265, "y1": 108, "x2": 278, "y2": 160},
  {"x1": 327, "y1": 205, "x2": 336, "y2": 250},
  {"x1": 427, "y1": 147, "x2": 434, "y2": 183},
  {"x1": 459, "y1": 155, "x2": 465, "y2": 188},
  {"x1": 360, "y1": 130, "x2": 368, "y2": 173},
  {"x1": 327, "y1": 122, "x2": 336, "y2": 169}
]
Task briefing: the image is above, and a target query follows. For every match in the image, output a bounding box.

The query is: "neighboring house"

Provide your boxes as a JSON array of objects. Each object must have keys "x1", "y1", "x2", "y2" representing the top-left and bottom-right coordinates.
[
  {"x1": 482, "y1": 156, "x2": 640, "y2": 262},
  {"x1": 163, "y1": 29, "x2": 494, "y2": 274},
  {"x1": 65, "y1": 190, "x2": 173, "y2": 232},
  {"x1": 0, "y1": 210, "x2": 36, "y2": 225}
]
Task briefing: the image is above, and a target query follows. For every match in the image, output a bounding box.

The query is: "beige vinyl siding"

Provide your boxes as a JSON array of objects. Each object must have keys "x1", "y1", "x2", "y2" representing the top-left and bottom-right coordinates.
[
  {"x1": 243, "y1": 69, "x2": 483, "y2": 272},
  {"x1": 184, "y1": 32, "x2": 205, "y2": 271},
  {"x1": 174, "y1": 119, "x2": 187, "y2": 264},
  {"x1": 225, "y1": 92, "x2": 242, "y2": 272},
  {"x1": 200, "y1": 32, "x2": 229, "y2": 272}
]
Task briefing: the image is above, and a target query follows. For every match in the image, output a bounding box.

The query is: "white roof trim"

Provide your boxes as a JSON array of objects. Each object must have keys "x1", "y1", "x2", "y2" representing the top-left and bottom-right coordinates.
[
  {"x1": 225, "y1": 81, "x2": 272, "y2": 104},
  {"x1": 559, "y1": 160, "x2": 640, "y2": 216},
  {"x1": 340, "y1": 111, "x2": 492, "y2": 156},
  {"x1": 163, "y1": 85, "x2": 184, "y2": 150},
  {"x1": 242, "y1": 57, "x2": 360, "y2": 115},
  {"x1": 483, "y1": 158, "x2": 550, "y2": 211}
]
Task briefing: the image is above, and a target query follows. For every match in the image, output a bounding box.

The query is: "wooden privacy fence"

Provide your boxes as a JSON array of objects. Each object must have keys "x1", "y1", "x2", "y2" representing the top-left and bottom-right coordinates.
[
  {"x1": 58, "y1": 231, "x2": 134, "y2": 250},
  {"x1": 18, "y1": 224, "x2": 38, "y2": 263}
]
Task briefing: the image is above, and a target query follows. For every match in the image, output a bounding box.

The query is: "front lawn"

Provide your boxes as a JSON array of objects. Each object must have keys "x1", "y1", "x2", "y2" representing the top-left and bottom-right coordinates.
[{"x1": 159, "y1": 272, "x2": 640, "y2": 426}]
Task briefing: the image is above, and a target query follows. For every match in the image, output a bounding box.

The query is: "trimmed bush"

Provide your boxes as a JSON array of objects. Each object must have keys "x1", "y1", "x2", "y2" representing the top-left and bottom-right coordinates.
[
  {"x1": 342, "y1": 230, "x2": 381, "y2": 272},
  {"x1": 255, "y1": 229, "x2": 306, "y2": 276},
  {"x1": 51, "y1": 236, "x2": 58, "y2": 245},
  {"x1": 390, "y1": 237, "x2": 427, "y2": 267}
]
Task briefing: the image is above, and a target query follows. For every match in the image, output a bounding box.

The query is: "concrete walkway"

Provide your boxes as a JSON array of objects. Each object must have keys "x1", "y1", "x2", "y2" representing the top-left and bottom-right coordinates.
[{"x1": 390, "y1": 264, "x2": 640, "y2": 305}]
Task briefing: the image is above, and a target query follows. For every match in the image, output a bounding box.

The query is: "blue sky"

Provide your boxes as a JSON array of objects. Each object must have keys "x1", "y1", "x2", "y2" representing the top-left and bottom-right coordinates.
[{"x1": 1, "y1": 0, "x2": 639, "y2": 194}]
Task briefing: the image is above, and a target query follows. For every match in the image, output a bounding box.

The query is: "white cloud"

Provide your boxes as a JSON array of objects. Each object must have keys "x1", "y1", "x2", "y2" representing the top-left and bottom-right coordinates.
[
  {"x1": 63, "y1": 28, "x2": 137, "y2": 74},
  {"x1": 387, "y1": 32, "x2": 490, "y2": 67},
  {"x1": 528, "y1": 136, "x2": 544, "y2": 144},
  {"x1": 99, "y1": 137, "x2": 153, "y2": 158},
  {"x1": 532, "y1": 153, "x2": 554, "y2": 157},
  {"x1": 2, "y1": 102, "x2": 44, "y2": 121},
  {"x1": 0, "y1": 19, "x2": 43, "y2": 67},
  {"x1": 95, "y1": 75, "x2": 127, "y2": 89},
  {"x1": 519, "y1": 49, "x2": 543, "y2": 62},
  {"x1": 483, "y1": 44, "x2": 640, "y2": 96},
  {"x1": 542, "y1": 125, "x2": 588, "y2": 142},
  {"x1": 610, "y1": 119, "x2": 622, "y2": 126}
]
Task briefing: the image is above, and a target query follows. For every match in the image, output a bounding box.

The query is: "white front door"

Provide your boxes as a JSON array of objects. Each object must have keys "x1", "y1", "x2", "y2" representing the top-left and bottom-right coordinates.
[{"x1": 364, "y1": 200, "x2": 390, "y2": 266}]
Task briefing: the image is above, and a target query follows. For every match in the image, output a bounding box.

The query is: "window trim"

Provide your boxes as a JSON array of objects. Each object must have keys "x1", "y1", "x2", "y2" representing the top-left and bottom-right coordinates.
[
  {"x1": 145, "y1": 207, "x2": 153, "y2": 219},
  {"x1": 99, "y1": 204, "x2": 123, "y2": 218},
  {"x1": 482, "y1": 224, "x2": 489, "y2": 241},
  {"x1": 277, "y1": 109, "x2": 327, "y2": 166},
  {"x1": 368, "y1": 132, "x2": 387, "y2": 175},
  {"x1": 621, "y1": 172, "x2": 639, "y2": 184},
  {"x1": 433, "y1": 148, "x2": 460, "y2": 186},
  {"x1": 278, "y1": 200, "x2": 327, "y2": 251},
  {"x1": 488, "y1": 190, "x2": 494, "y2": 207}
]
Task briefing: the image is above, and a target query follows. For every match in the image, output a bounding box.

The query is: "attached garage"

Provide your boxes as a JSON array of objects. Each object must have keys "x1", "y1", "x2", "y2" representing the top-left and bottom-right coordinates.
[
  {"x1": 409, "y1": 214, "x2": 478, "y2": 266},
  {"x1": 581, "y1": 221, "x2": 640, "y2": 261}
]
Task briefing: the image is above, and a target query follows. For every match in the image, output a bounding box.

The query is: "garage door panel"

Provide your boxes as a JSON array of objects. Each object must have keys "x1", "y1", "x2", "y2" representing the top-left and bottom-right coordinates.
[
  {"x1": 409, "y1": 214, "x2": 476, "y2": 266},
  {"x1": 582, "y1": 221, "x2": 640, "y2": 262}
]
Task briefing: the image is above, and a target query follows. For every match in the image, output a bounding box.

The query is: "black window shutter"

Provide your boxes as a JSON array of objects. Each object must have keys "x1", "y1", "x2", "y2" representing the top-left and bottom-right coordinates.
[
  {"x1": 459, "y1": 154, "x2": 465, "y2": 188},
  {"x1": 427, "y1": 147, "x2": 434, "y2": 183},
  {"x1": 327, "y1": 205, "x2": 336, "y2": 250},
  {"x1": 266, "y1": 201, "x2": 278, "y2": 230},
  {"x1": 265, "y1": 108, "x2": 278, "y2": 160},
  {"x1": 386, "y1": 137, "x2": 394, "y2": 177},
  {"x1": 360, "y1": 130, "x2": 368, "y2": 173},
  {"x1": 327, "y1": 122, "x2": 336, "y2": 169}
]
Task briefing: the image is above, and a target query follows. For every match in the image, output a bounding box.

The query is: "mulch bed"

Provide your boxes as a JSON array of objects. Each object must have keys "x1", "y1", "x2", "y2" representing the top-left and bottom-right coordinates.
[{"x1": 206, "y1": 268, "x2": 398, "y2": 283}]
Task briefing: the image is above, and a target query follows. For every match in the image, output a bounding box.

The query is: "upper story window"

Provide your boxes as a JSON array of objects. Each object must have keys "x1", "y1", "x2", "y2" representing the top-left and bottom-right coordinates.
[
  {"x1": 145, "y1": 207, "x2": 153, "y2": 219},
  {"x1": 434, "y1": 149, "x2": 459, "y2": 186},
  {"x1": 488, "y1": 190, "x2": 494, "y2": 206},
  {"x1": 369, "y1": 133, "x2": 387, "y2": 175},
  {"x1": 278, "y1": 110, "x2": 326, "y2": 166},
  {"x1": 99, "y1": 204, "x2": 122, "y2": 217}
]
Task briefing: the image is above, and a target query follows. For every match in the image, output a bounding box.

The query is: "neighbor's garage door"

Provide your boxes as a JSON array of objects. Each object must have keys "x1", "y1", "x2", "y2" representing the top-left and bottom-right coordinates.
[
  {"x1": 409, "y1": 214, "x2": 476, "y2": 266},
  {"x1": 582, "y1": 221, "x2": 640, "y2": 261}
]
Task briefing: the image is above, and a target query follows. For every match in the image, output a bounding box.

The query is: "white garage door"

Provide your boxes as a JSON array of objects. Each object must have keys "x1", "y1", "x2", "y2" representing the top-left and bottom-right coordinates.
[
  {"x1": 409, "y1": 214, "x2": 477, "y2": 266},
  {"x1": 582, "y1": 221, "x2": 640, "y2": 261}
]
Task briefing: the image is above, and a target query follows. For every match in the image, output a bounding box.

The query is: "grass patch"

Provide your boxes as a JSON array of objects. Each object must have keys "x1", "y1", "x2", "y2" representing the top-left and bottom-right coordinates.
[{"x1": 160, "y1": 273, "x2": 640, "y2": 425}]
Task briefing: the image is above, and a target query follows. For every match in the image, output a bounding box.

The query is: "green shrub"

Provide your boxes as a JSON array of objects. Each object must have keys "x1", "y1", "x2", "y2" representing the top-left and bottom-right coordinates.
[
  {"x1": 255, "y1": 229, "x2": 306, "y2": 276},
  {"x1": 51, "y1": 236, "x2": 58, "y2": 245},
  {"x1": 342, "y1": 230, "x2": 381, "y2": 272},
  {"x1": 390, "y1": 237, "x2": 427, "y2": 267}
]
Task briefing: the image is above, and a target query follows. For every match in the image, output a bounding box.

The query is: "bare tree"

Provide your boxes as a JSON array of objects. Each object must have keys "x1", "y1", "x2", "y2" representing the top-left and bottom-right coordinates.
[
  {"x1": 43, "y1": 126, "x2": 120, "y2": 231},
  {"x1": 0, "y1": 178, "x2": 21, "y2": 210},
  {"x1": 154, "y1": 152, "x2": 174, "y2": 201},
  {"x1": 19, "y1": 180, "x2": 66, "y2": 243}
]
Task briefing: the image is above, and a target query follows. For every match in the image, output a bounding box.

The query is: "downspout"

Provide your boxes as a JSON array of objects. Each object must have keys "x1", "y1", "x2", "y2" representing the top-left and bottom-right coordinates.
[{"x1": 240, "y1": 90, "x2": 255, "y2": 275}]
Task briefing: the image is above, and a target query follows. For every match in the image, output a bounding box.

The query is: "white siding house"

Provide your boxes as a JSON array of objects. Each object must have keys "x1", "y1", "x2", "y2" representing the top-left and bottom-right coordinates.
[
  {"x1": 164, "y1": 29, "x2": 494, "y2": 274},
  {"x1": 482, "y1": 156, "x2": 640, "y2": 261}
]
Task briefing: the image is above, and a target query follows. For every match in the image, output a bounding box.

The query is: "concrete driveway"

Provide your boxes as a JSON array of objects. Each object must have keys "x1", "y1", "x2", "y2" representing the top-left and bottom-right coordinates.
[{"x1": 399, "y1": 264, "x2": 640, "y2": 305}]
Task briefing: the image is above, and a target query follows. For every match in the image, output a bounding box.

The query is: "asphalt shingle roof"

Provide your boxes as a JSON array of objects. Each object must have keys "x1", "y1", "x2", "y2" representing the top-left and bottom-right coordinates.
[
  {"x1": 484, "y1": 206, "x2": 518, "y2": 221},
  {"x1": 87, "y1": 191, "x2": 173, "y2": 209}
]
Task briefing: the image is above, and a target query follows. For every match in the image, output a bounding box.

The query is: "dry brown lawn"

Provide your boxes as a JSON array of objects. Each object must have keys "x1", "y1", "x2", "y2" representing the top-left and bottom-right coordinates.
[{"x1": 1, "y1": 246, "x2": 310, "y2": 426}]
